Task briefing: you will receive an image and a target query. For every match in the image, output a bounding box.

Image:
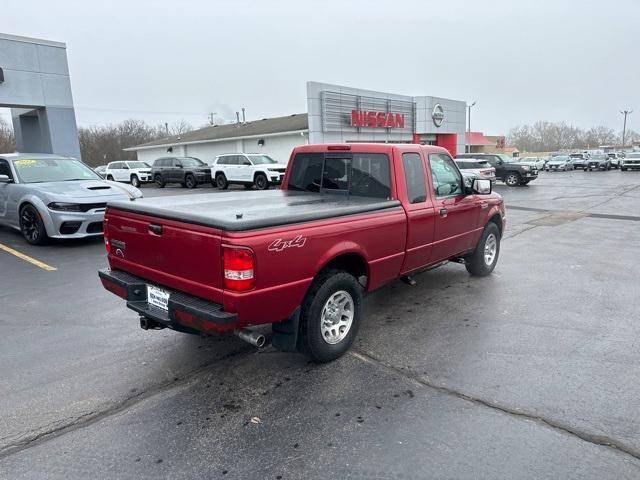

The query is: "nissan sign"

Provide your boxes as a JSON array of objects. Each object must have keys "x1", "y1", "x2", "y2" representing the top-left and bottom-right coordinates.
[
  {"x1": 351, "y1": 110, "x2": 406, "y2": 129},
  {"x1": 432, "y1": 104, "x2": 444, "y2": 127}
]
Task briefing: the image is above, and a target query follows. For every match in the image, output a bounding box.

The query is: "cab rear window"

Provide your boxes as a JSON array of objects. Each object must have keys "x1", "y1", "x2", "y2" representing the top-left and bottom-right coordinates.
[{"x1": 287, "y1": 152, "x2": 391, "y2": 199}]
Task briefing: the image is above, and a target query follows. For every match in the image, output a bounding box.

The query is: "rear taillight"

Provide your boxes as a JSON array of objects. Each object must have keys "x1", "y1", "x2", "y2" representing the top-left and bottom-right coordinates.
[
  {"x1": 223, "y1": 247, "x2": 255, "y2": 291},
  {"x1": 103, "y1": 219, "x2": 111, "y2": 254}
]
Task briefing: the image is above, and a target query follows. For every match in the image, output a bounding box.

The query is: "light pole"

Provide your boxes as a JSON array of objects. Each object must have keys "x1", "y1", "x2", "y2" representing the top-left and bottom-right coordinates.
[
  {"x1": 620, "y1": 109, "x2": 633, "y2": 153},
  {"x1": 466, "y1": 101, "x2": 476, "y2": 153}
]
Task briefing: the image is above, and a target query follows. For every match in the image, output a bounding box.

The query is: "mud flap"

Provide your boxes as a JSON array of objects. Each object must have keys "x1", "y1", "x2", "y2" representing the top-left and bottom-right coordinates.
[{"x1": 271, "y1": 307, "x2": 301, "y2": 352}]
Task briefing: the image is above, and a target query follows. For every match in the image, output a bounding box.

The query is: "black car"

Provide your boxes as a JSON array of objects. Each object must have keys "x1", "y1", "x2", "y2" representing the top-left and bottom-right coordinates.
[
  {"x1": 585, "y1": 154, "x2": 611, "y2": 171},
  {"x1": 455, "y1": 153, "x2": 538, "y2": 186},
  {"x1": 151, "y1": 157, "x2": 212, "y2": 188}
]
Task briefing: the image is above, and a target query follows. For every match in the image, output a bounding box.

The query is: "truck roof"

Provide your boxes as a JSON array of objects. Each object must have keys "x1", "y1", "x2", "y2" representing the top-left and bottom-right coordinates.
[{"x1": 291, "y1": 143, "x2": 450, "y2": 155}]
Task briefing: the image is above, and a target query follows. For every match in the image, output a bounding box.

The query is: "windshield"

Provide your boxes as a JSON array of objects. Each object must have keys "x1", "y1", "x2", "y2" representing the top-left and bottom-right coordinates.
[
  {"x1": 627, "y1": 153, "x2": 640, "y2": 159},
  {"x1": 591, "y1": 154, "x2": 606, "y2": 160},
  {"x1": 179, "y1": 157, "x2": 205, "y2": 167},
  {"x1": 570, "y1": 154, "x2": 584, "y2": 159},
  {"x1": 127, "y1": 161, "x2": 150, "y2": 168},
  {"x1": 553, "y1": 156, "x2": 570, "y2": 161},
  {"x1": 247, "y1": 155, "x2": 277, "y2": 165},
  {"x1": 12, "y1": 158, "x2": 101, "y2": 183},
  {"x1": 498, "y1": 154, "x2": 515, "y2": 163}
]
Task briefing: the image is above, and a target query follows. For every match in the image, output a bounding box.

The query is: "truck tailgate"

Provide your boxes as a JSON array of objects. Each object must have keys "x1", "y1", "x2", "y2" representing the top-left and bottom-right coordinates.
[{"x1": 105, "y1": 208, "x2": 223, "y2": 301}]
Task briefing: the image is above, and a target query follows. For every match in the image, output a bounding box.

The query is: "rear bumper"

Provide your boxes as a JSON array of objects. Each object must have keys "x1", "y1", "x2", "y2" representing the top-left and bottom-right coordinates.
[{"x1": 98, "y1": 268, "x2": 238, "y2": 332}]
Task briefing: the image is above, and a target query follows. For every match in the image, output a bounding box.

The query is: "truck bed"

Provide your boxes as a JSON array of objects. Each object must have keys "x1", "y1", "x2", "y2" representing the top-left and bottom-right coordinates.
[{"x1": 107, "y1": 190, "x2": 402, "y2": 231}]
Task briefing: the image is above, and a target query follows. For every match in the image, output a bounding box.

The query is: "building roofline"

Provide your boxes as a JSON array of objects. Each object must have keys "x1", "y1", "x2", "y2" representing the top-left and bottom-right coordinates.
[
  {"x1": 124, "y1": 129, "x2": 309, "y2": 152},
  {"x1": 0, "y1": 32, "x2": 66, "y2": 48}
]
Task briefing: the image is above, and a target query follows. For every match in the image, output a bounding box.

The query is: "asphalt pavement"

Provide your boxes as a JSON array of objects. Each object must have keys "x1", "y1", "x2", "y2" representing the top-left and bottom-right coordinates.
[{"x1": 1, "y1": 170, "x2": 639, "y2": 479}]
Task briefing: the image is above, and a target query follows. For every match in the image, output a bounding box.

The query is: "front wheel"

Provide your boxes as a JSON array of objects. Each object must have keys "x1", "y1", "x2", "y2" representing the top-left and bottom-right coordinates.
[
  {"x1": 185, "y1": 174, "x2": 197, "y2": 189},
  {"x1": 20, "y1": 204, "x2": 49, "y2": 245},
  {"x1": 504, "y1": 173, "x2": 520, "y2": 186},
  {"x1": 254, "y1": 173, "x2": 269, "y2": 190},
  {"x1": 215, "y1": 173, "x2": 228, "y2": 190},
  {"x1": 299, "y1": 269, "x2": 363, "y2": 363},
  {"x1": 154, "y1": 175, "x2": 165, "y2": 188},
  {"x1": 130, "y1": 175, "x2": 140, "y2": 188},
  {"x1": 621, "y1": 167, "x2": 628, "y2": 171},
  {"x1": 465, "y1": 222, "x2": 500, "y2": 277}
]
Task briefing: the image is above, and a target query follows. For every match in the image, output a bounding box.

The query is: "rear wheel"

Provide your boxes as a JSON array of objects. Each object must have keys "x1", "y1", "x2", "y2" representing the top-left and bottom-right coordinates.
[
  {"x1": 130, "y1": 175, "x2": 140, "y2": 188},
  {"x1": 154, "y1": 174, "x2": 165, "y2": 188},
  {"x1": 20, "y1": 204, "x2": 49, "y2": 245},
  {"x1": 254, "y1": 173, "x2": 269, "y2": 190},
  {"x1": 215, "y1": 173, "x2": 228, "y2": 190},
  {"x1": 299, "y1": 269, "x2": 362, "y2": 363},
  {"x1": 465, "y1": 222, "x2": 500, "y2": 277},
  {"x1": 185, "y1": 174, "x2": 197, "y2": 188},
  {"x1": 504, "y1": 173, "x2": 520, "y2": 187}
]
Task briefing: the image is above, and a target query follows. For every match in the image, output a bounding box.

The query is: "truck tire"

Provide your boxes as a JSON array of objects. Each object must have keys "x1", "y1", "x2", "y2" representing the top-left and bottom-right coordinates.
[
  {"x1": 215, "y1": 173, "x2": 228, "y2": 190},
  {"x1": 504, "y1": 172, "x2": 520, "y2": 187},
  {"x1": 185, "y1": 174, "x2": 197, "y2": 188},
  {"x1": 20, "y1": 204, "x2": 49, "y2": 245},
  {"x1": 299, "y1": 269, "x2": 363, "y2": 363},
  {"x1": 254, "y1": 173, "x2": 269, "y2": 190},
  {"x1": 154, "y1": 174, "x2": 165, "y2": 188},
  {"x1": 130, "y1": 175, "x2": 140, "y2": 188},
  {"x1": 465, "y1": 222, "x2": 500, "y2": 277}
]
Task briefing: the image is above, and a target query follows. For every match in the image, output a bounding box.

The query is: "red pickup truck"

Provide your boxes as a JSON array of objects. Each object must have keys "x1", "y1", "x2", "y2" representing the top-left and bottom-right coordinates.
[{"x1": 99, "y1": 143, "x2": 505, "y2": 362}]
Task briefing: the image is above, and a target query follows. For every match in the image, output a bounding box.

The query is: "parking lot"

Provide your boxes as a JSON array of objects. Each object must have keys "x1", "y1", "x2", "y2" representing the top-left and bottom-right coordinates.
[{"x1": 1, "y1": 169, "x2": 640, "y2": 479}]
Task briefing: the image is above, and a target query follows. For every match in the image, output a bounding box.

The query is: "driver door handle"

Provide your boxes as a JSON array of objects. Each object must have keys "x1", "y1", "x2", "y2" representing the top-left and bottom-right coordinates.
[{"x1": 439, "y1": 208, "x2": 448, "y2": 217}]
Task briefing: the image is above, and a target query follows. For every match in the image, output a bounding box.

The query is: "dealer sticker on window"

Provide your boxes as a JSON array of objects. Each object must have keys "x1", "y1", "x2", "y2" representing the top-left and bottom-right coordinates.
[{"x1": 147, "y1": 285, "x2": 170, "y2": 311}]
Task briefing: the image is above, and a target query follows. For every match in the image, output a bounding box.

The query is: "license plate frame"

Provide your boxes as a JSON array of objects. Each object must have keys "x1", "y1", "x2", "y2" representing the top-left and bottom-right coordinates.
[{"x1": 147, "y1": 285, "x2": 170, "y2": 311}]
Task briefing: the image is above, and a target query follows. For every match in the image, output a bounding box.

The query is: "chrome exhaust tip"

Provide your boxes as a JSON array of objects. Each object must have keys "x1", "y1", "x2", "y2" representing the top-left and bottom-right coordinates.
[{"x1": 234, "y1": 328, "x2": 266, "y2": 348}]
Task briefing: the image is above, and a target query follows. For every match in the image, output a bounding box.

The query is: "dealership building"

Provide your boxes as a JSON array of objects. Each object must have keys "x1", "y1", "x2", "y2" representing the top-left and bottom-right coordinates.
[{"x1": 128, "y1": 82, "x2": 466, "y2": 164}]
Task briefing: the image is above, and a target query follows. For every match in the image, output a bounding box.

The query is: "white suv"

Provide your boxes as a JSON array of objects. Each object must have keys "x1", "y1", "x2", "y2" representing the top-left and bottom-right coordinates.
[
  {"x1": 211, "y1": 154, "x2": 287, "y2": 190},
  {"x1": 105, "y1": 161, "x2": 152, "y2": 188}
]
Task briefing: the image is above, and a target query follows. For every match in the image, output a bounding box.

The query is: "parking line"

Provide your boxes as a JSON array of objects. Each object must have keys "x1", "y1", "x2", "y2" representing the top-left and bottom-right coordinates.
[{"x1": 0, "y1": 243, "x2": 57, "y2": 271}]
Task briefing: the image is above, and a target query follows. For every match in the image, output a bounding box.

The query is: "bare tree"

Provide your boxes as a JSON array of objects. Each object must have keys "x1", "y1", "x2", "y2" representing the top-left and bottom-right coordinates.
[
  {"x1": 79, "y1": 119, "x2": 165, "y2": 166},
  {"x1": 0, "y1": 117, "x2": 15, "y2": 154},
  {"x1": 508, "y1": 121, "x2": 622, "y2": 152}
]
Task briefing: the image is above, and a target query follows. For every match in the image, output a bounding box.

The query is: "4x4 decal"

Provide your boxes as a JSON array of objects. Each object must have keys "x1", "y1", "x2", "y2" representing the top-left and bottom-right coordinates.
[{"x1": 268, "y1": 235, "x2": 306, "y2": 252}]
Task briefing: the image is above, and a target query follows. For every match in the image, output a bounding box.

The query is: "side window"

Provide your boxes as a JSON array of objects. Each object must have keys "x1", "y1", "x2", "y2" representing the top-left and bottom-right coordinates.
[
  {"x1": 429, "y1": 153, "x2": 463, "y2": 197},
  {"x1": 351, "y1": 153, "x2": 391, "y2": 199},
  {"x1": 287, "y1": 153, "x2": 324, "y2": 192},
  {"x1": 322, "y1": 156, "x2": 350, "y2": 191},
  {"x1": 239, "y1": 155, "x2": 252, "y2": 166},
  {"x1": 156, "y1": 159, "x2": 166, "y2": 167},
  {"x1": 111, "y1": 162, "x2": 121, "y2": 169},
  {"x1": 226, "y1": 155, "x2": 238, "y2": 165},
  {"x1": 0, "y1": 159, "x2": 13, "y2": 179},
  {"x1": 402, "y1": 153, "x2": 427, "y2": 204}
]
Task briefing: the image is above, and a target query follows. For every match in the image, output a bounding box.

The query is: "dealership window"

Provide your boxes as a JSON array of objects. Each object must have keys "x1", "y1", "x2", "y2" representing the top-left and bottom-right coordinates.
[
  {"x1": 288, "y1": 152, "x2": 391, "y2": 199},
  {"x1": 401, "y1": 153, "x2": 427, "y2": 203},
  {"x1": 429, "y1": 153, "x2": 463, "y2": 197}
]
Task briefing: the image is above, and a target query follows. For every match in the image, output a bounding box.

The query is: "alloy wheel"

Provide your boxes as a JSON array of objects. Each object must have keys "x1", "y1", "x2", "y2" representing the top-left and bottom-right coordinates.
[{"x1": 320, "y1": 290, "x2": 355, "y2": 345}]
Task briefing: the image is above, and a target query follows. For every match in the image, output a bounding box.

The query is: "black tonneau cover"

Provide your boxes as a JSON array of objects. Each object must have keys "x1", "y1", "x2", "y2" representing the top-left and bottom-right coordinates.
[{"x1": 107, "y1": 190, "x2": 402, "y2": 231}]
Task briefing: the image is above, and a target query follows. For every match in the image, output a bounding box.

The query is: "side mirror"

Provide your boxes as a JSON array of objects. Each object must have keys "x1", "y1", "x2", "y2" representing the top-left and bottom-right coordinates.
[
  {"x1": 472, "y1": 178, "x2": 492, "y2": 195},
  {"x1": 243, "y1": 161, "x2": 251, "y2": 166},
  {"x1": 0, "y1": 174, "x2": 12, "y2": 183},
  {"x1": 496, "y1": 159, "x2": 503, "y2": 165},
  {"x1": 122, "y1": 165, "x2": 129, "y2": 170},
  {"x1": 175, "y1": 164, "x2": 183, "y2": 168}
]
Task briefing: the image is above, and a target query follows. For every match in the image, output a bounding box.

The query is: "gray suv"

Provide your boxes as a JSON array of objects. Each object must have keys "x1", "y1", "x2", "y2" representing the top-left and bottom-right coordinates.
[{"x1": 151, "y1": 157, "x2": 212, "y2": 188}]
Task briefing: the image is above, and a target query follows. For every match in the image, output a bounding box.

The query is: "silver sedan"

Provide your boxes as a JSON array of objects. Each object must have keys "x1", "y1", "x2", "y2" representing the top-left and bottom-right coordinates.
[{"x1": 0, "y1": 153, "x2": 142, "y2": 245}]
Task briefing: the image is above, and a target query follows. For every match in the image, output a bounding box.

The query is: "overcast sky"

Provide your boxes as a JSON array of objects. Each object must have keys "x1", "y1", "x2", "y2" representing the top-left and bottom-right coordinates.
[{"x1": 1, "y1": 0, "x2": 638, "y2": 134}]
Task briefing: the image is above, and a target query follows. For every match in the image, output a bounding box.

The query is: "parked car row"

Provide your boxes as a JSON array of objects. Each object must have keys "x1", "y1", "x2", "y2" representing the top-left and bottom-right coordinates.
[
  {"x1": 93, "y1": 153, "x2": 287, "y2": 190},
  {"x1": 456, "y1": 153, "x2": 538, "y2": 186}
]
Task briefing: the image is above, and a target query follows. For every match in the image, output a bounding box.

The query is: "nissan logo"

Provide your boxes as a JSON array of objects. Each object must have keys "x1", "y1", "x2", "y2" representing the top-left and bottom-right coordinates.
[{"x1": 432, "y1": 103, "x2": 444, "y2": 127}]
